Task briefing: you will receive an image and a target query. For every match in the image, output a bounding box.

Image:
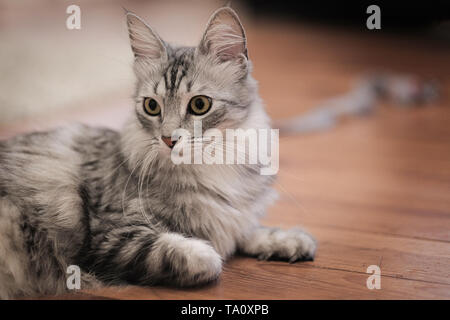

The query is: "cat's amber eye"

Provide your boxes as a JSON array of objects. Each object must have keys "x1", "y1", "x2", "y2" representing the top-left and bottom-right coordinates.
[
  {"x1": 188, "y1": 95, "x2": 212, "y2": 116},
  {"x1": 143, "y1": 98, "x2": 161, "y2": 116}
]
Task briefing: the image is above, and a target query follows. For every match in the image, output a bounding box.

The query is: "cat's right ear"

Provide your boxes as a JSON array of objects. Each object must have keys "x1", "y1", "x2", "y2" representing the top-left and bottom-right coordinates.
[{"x1": 126, "y1": 12, "x2": 167, "y2": 61}]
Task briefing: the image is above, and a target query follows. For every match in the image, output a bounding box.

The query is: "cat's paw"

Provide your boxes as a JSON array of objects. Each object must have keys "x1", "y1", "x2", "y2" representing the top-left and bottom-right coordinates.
[
  {"x1": 152, "y1": 233, "x2": 222, "y2": 286},
  {"x1": 248, "y1": 227, "x2": 317, "y2": 263}
]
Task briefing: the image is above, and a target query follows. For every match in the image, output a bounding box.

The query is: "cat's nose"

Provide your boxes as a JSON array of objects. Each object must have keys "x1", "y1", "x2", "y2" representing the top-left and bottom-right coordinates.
[{"x1": 161, "y1": 136, "x2": 178, "y2": 149}]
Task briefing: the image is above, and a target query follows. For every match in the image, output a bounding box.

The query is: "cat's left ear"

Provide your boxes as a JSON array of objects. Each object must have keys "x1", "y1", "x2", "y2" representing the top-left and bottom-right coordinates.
[
  {"x1": 126, "y1": 12, "x2": 167, "y2": 61},
  {"x1": 198, "y1": 7, "x2": 248, "y2": 63}
]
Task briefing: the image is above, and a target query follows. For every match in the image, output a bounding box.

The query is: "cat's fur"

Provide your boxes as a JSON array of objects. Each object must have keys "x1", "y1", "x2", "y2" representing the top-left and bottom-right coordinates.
[{"x1": 0, "y1": 7, "x2": 316, "y2": 299}]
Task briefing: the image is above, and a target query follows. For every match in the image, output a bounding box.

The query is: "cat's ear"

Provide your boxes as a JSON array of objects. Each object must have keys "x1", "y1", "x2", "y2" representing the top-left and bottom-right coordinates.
[
  {"x1": 198, "y1": 7, "x2": 248, "y2": 63},
  {"x1": 126, "y1": 12, "x2": 167, "y2": 61}
]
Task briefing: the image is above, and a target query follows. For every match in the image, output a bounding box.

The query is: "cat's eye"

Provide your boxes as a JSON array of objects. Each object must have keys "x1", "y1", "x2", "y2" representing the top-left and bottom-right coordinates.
[
  {"x1": 143, "y1": 98, "x2": 161, "y2": 116},
  {"x1": 188, "y1": 95, "x2": 212, "y2": 116}
]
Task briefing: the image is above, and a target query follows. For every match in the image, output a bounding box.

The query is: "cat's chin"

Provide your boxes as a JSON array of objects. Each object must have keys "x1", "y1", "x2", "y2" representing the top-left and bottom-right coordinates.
[
  {"x1": 156, "y1": 144, "x2": 184, "y2": 169},
  {"x1": 156, "y1": 142, "x2": 172, "y2": 157}
]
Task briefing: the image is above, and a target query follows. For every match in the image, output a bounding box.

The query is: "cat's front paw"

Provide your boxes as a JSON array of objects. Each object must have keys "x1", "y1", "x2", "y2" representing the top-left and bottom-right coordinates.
[
  {"x1": 248, "y1": 227, "x2": 317, "y2": 263},
  {"x1": 152, "y1": 233, "x2": 222, "y2": 286}
]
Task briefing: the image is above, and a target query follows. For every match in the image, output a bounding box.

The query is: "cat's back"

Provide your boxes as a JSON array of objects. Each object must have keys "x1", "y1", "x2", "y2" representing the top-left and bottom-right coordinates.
[
  {"x1": 0, "y1": 124, "x2": 120, "y2": 298},
  {"x1": 0, "y1": 124, "x2": 120, "y2": 202}
]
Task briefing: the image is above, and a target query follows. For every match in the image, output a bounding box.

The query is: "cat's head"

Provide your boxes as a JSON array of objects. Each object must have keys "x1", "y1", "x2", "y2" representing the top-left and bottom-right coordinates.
[{"x1": 122, "y1": 7, "x2": 270, "y2": 169}]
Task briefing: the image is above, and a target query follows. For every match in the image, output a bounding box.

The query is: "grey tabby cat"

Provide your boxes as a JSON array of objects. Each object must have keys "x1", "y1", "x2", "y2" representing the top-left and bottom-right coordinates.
[{"x1": 0, "y1": 7, "x2": 316, "y2": 299}]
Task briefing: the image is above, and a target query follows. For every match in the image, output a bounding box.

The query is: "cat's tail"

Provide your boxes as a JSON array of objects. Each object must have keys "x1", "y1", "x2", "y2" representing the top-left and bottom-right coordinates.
[{"x1": 273, "y1": 73, "x2": 439, "y2": 136}]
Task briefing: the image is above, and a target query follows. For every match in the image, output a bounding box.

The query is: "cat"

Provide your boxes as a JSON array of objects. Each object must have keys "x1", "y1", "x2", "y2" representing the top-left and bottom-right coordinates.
[{"x1": 0, "y1": 7, "x2": 316, "y2": 299}]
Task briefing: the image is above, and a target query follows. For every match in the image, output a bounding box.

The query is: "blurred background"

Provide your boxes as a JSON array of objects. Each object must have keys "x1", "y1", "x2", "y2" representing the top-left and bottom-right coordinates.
[{"x1": 1, "y1": 0, "x2": 450, "y2": 299}]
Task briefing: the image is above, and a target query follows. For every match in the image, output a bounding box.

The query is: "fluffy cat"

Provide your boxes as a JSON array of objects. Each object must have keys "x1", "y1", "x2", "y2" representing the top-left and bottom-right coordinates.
[{"x1": 0, "y1": 7, "x2": 316, "y2": 299}]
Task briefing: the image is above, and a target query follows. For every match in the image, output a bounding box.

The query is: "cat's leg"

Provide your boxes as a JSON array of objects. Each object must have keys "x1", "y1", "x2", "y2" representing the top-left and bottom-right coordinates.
[
  {"x1": 149, "y1": 232, "x2": 223, "y2": 286},
  {"x1": 239, "y1": 226, "x2": 317, "y2": 262},
  {"x1": 91, "y1": 228, "x2": 222, "y2": 287}
]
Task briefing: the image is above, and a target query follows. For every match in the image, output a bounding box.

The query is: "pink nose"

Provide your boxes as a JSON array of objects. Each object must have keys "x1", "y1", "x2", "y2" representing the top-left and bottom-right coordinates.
[{"x1": 161, "y1": 136, "x2": 177, "y2": 148}]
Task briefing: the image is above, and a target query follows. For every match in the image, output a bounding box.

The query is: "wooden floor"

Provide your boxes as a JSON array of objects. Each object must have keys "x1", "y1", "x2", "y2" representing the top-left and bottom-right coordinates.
[{"x1": 2, "y1": 17, "x2": 450, "y2": 299}]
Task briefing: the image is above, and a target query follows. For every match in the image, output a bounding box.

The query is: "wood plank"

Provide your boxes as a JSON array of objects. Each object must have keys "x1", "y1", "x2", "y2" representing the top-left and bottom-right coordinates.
[
  {"x1": 269, "y1": 200, "x2": 450, "y2": 242},
  {"x1": 83, "y1": 257, "x2": 450, "y2": 300}
]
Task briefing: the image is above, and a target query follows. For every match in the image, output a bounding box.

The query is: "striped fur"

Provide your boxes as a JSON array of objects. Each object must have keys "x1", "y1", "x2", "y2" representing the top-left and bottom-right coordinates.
[{"x1": 0, "y1": 7, "x2": 315, "y2": 299}]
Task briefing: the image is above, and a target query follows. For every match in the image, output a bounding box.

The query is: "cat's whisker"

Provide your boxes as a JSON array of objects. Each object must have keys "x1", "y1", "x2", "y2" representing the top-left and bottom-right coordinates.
[
  {"x1": 137, "y1": 142, "x2": 159, "y2": 225},
  {"x1": 121, "y1": 158, "x2": 143, "y2": 218},
  {"x1": 103, "y1": 137, "x2": 158, "y2": 181}
]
